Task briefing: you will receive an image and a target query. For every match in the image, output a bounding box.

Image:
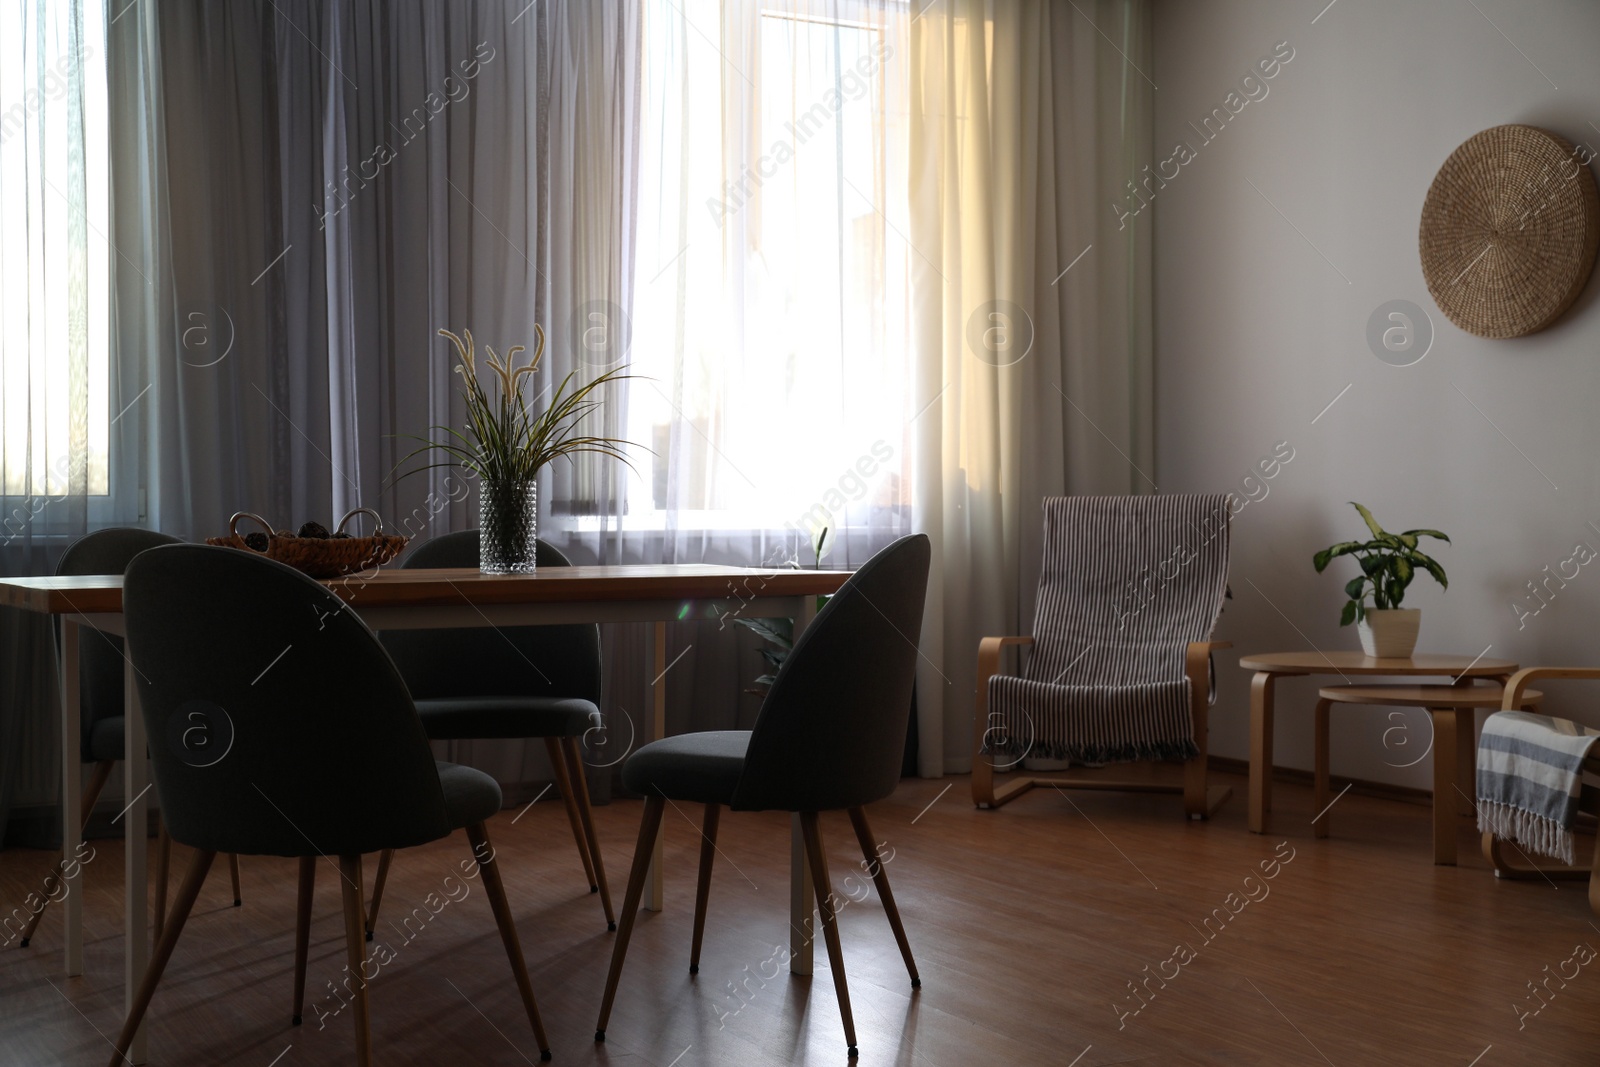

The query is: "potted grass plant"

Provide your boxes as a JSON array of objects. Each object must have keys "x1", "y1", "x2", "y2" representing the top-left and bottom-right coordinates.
[
  {"x1": 1312, "y1": 502, "x2": 1449, "y2": 658},
  {"x1": 403, "y1": 326, "x2": 635, "y2": 573}
]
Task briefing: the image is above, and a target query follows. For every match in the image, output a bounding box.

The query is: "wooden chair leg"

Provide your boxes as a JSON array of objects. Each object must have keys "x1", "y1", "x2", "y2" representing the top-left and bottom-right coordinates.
[
  {"x1": 338, "y1": 854, "x2": 372, "y2": 1067},
  {"x1": 800, "y1": 811, "x2": 858, "y2": 1058},
  {"x1": 107, "y1": 849, "x2": 216, "y2": 1067},
  {"x1": 547, "y1": 738, "x2": 600, "y2": 897},
  {"x1": 229, "y1": 853, "x2": 242, "y2": 907},
  {"x1": 365, "y1": 849, "x2": 394, "y2": 942},
  {"x1": 690, "y1": 803, "x2": 721, "y2": 974},
  {"x1": 1183, "y1": 643, "x2": 1210, "y2": 819},
  {"x1": 595, "y1": 795, "x2": 666, "y2": 1042},
  {"x1": 154, "y1": 819, "x2": 171, "y2": 941},
  {"x1": 1313, "y1": 697, "x2": 1332, "y2": 839},
  {"x1": 1430, "y1": 708, "x2": 1460, "y2": 866},
  {"x1": 292, "y1": 857, "x2": 315, "y2": 1026},
  {"x1": 1591, "y1": 826, "x2": 1600, "y2": 918},
  {"x1": 1482, "y1": 831, "x2": 1590, "y2": 880},
  {"x1": 466, "y1": 823, "x2": 552, "y2": 1061},
  {"x1": 847, "y1": 807, "x2": 918, "y2": 987},
  {"x1": 562, "y1": 736, "x2": 614, "y2": 930},
  {"x1": 21, "y1": 759, "x2": 114, "y2": 947}
]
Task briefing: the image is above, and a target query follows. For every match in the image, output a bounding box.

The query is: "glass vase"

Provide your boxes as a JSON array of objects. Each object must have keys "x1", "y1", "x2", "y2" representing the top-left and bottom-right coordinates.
[{"x1": 479, "y1": 479, "x2": 538, "y2": 574}]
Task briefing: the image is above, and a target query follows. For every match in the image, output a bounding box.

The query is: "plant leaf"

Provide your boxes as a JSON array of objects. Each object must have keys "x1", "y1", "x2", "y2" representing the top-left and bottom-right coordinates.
[
  {"x1": 1351, "y1": 502, "x2": 1387, "y2": 540},
  {"x1": 1344, "y1": 576, "x2": 1366, "y2": 599},
  {"x1": 732, "y1": 616, "x2": 793, "y2": 649},
  {"x1": 1402, "y1": 529, "x2": 1451, "y2": 543},
  {"x1": 1340, "y1": 600, "x2": 1358, "y2": 626},
  {"x1": 1314, "y1": 542, "x2": 1363, "y2": 571},
  {"x1": 1411, "y1": 550, "x2": 1449, "y2": 589}
]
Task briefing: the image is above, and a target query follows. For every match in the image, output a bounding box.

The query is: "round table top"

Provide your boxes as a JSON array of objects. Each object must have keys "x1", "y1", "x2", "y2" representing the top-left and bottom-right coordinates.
[
  {"x1": 1239, "y1": 651, "x2": 1518, "y2": 676},
  {"x1": 1316, "y1": 684, "x2": 1542, "y2": 708}
]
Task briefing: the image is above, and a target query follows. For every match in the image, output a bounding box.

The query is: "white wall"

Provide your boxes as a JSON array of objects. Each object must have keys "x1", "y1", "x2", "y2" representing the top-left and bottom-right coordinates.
[{"x1": 1151, "y1": 0, "x2": 1600, "y2": 787}]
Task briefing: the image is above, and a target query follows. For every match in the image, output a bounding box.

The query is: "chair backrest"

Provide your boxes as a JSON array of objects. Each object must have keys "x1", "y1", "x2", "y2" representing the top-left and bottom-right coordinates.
[
  {"x1": 379, "y1": 530, "x2": 603, "y2": 702},
  {"x1": 57, "y1": 528, "x2": 182, "y2": 762},
  {"x1": 1024, "y1": 495, "x2": 1229, "y2": 688},
  {"x1": 731, "y1": 534, "x2": 930, "y2": 813},
  {"x1": 123, "y1": 544, "x2": 453, "y2": 857}
]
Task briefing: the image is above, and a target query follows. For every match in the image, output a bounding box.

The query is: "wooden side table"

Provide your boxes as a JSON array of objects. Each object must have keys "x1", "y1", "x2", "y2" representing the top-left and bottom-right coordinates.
[
  {"x1": 1314, "y1": 684, "x2": 1542, "y2": 864},
  {"x1": 1239, "y1": 652, "x2": 1519, "y2": 837}
]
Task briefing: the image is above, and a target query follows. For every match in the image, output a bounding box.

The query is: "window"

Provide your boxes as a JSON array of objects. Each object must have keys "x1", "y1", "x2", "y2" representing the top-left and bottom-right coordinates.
[
  {"x1": 0, "y1": 2, "x2": 111, "y2": 498},
  {"x1": 619, "y1": 0, "x2": 912, "y2": 537}
]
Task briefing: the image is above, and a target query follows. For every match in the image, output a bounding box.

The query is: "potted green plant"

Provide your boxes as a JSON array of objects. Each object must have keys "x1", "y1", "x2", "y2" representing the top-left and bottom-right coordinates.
[
  {"x1": 734, "y1": 526, "x2": 833, "y2": 692},
  {"x1": 1312, "y1": 502, "x2": 1449, "y2": 659},
  {"x1": 402, "y1": 326, "x2": 636, "y2": 573}
]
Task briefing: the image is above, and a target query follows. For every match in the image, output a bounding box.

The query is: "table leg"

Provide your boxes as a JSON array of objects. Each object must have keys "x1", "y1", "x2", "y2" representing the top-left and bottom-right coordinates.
[
  {"x1": 124, "y1": 656, "x2": 150, "y2": 1063},
  {"x1": 1312, "y1": 697, "x2": 1331, "y2": 839},
  {"x1": 59, "y1": 621, "x2": 83, "y2": 976},
  {"x1": 1248, "y1": 672, "x2": 1276, "y2": 833},
  {"x1": 1430, "y1": 707, "x2": 1461, "y2": 866},
  {"x1": 789, "y1": 595, "x2": 819, "y2": 978},
  {"x1": 646, "y1": 623, "x2": 667, "y2": 913},
  {"x1": 1457, "y1": 705, "x2": 1478, "y2": 818}
]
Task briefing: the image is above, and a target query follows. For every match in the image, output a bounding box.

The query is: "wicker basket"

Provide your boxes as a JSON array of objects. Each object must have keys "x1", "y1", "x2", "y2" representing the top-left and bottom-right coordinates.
[
  {"x1": 206, "y1": 508, "x2": 409, "y2": 578},
  {"x1": 1420, "y1": 124, "x2": 1600, "y2": 339}
]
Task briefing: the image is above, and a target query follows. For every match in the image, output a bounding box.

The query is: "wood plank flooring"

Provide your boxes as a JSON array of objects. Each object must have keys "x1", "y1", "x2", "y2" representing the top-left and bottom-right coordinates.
[{"x1": 2, "y1": 771, "x2": 1597, "y2": 1065}]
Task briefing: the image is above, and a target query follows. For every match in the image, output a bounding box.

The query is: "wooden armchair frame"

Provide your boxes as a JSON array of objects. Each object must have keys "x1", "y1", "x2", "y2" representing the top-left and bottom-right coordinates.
[
  {"x1": 1480, "y1": 667, "x2": 1600, "y2": 916},
  {"x1": 971, "y1": 638, "x2": 1233, "y2": 819}
]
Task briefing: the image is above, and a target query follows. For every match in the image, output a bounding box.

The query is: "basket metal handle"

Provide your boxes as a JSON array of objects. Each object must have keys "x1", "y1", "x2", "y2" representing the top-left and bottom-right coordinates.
[
  {"x1": 335, "y1": 508, "x2": 385, "y2": 537},
  {"x1": 227, "y1": 512, "x2": 275, "y2": 550}
]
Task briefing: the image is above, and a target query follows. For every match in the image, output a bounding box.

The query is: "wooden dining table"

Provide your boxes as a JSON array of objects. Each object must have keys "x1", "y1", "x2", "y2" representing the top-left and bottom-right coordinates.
[{"x1": 0, "y1": 560, "x2": 850, "y2": 1064}]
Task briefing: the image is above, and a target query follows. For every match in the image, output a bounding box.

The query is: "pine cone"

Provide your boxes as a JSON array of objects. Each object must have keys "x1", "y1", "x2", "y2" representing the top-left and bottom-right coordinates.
[
  {"x1": 244, "y1": 532, "x2": 270, "y2": 552},
  {"x1": 298, "y1": 521, "x2": 331, "y2": 539}
]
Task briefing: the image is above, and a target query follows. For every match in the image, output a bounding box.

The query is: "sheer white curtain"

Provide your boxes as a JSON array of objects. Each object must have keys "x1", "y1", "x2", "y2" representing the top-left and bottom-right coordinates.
[
  {"x1": 909, "y1": 0, "x2": 1154, "y2": 773},
  {"x1": 609, "y1": 0, "x2": 914, "y2": 570},
  {"x1": 534, "y1": 0, "x2": 920, "y2": 757},
  {"x1": 591, "y1": 0, "x2": 1155, "y2": 774},
  {"x1": 0, "y1": 0, "x2": 112, "y2": 509},
  {"x1": 0, "y1": 0, "x2": 114, "y2": 844}
]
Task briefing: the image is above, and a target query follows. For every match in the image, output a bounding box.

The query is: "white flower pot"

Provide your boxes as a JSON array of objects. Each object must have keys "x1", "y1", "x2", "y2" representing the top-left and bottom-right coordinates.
[{"x1": 1357, "y1": 608, "x2": 1421, "y2": 659}]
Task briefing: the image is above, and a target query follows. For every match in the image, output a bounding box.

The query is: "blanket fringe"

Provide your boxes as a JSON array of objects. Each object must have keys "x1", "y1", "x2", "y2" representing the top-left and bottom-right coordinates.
[{"x1": 1477, "y1": 797, "x2": 1576, "y2": 866}]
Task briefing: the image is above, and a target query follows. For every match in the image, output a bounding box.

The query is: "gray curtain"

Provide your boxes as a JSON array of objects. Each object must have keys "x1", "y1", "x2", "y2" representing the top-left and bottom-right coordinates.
[
  {"x1": 126, "y1": 0, "x2": 542, "y2": 538},
  {"x1": 1, "y1": 0, "x2": 647, "y2": 846}
]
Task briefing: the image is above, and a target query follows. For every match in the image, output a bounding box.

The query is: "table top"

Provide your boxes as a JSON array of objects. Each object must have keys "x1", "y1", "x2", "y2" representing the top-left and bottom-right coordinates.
[
  {"x1": 1238, "y1": 650, "x2": 1518, "y2": 676},
  {"x1": 1316, "y1": 683, "x2": 1543, "y2": 708},
  {"x1": 0, "y1": 563, "x2": 853, "y2": 616}
]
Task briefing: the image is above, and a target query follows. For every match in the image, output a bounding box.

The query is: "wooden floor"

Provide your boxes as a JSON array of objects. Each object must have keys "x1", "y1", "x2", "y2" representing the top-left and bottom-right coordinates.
[{"x1": 2, "y1": 770, "x2": 1598, "y2": 1065}]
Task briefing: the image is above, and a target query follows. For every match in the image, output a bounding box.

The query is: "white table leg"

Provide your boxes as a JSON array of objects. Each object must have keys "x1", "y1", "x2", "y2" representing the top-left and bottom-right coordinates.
[
  {"x1": 646, "y1": 622, "x2": 666, "y2": 912},
  {"x1": 789, "y1": 595, "x2": 818, "y2": 977},
  {"x1": 59, "y1": 621, "x2": 83, "y2": 976},
  {"x1": 123, "y1": 656, "x2": 149, "y2": 1064}
]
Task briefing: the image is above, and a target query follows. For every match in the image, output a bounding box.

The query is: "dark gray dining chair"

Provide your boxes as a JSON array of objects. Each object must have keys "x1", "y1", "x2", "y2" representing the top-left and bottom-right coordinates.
[
  {"x1": 18, "y1": 527, "x2": 242, "y2": 950},
  {"x1": 375, "y1": 530, "x2": 614, "y2": 930},
  {"x1": 111, "y1": 544, "x2": 551, "y2": 1066},
  {"x1": 595, "y1": 534, "x2": 930, "y2": 1059}
]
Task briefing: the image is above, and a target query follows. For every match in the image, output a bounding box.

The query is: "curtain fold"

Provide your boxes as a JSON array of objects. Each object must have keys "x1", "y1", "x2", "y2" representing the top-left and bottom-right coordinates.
[{"x1": 909, "y1": 0, "x2": 1153, "y2": 774}]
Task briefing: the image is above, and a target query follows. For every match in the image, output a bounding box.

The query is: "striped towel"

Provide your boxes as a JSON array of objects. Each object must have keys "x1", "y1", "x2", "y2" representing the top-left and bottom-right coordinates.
[
  {"x1": 987, "y1": 495, "x2": 1230, "y2": 764},
  {"x1": 1477, "y1": 710, "x2": 1600, "y2": 865}
]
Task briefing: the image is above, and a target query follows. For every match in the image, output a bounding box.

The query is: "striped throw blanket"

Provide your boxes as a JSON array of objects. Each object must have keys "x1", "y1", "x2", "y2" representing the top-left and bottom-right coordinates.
[
  {"x1": 987, "y1": 495, "x2": 1230, "y2": 764},
  {"x1": 1477, "y1": 710, "x2": 1600, "y2": 865}
]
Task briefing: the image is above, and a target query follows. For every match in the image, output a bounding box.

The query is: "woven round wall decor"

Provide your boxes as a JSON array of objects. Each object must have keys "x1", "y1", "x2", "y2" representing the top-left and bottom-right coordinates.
[{"x1": 1419, "y1": 124, "x2": 1600, "y2": 339}]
